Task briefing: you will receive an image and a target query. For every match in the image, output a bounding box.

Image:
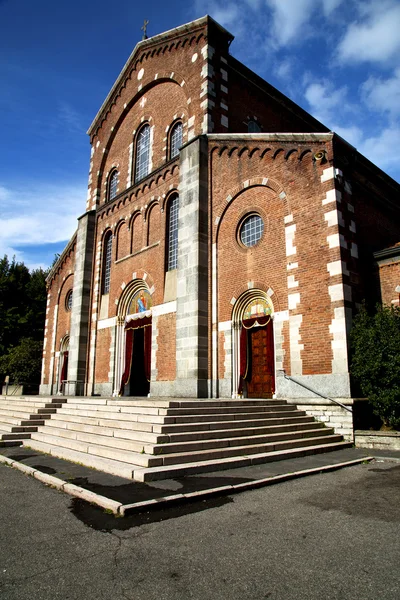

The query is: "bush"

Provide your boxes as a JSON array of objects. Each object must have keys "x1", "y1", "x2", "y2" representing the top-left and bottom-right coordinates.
[
  {"x1": 0, "y1": 338, "x2": 43, "y2": 385},
  {"x1": 350, "y1": 304, "x2": 400, "y2": 429}
]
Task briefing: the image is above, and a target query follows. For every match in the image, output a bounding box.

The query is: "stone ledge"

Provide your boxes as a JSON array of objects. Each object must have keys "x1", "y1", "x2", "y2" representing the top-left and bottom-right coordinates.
[{"x1": 355, "y1": 430, "x2": 400, "y2": 451}]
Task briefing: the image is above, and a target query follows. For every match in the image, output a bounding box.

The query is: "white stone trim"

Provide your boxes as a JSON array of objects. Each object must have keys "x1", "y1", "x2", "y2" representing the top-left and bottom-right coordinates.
[
  {"x1": 97, "y1": 316, "x2": 117, "y2": 330},
  {"x1": 289, "y1": 314, "x2": 303, "y2": 375},
  {"x1": 322, "y1": 189, "x2": 342, "y2": 206},
  {"x1": 152, "y1": 300, "x2": 177, "y2": 316}
]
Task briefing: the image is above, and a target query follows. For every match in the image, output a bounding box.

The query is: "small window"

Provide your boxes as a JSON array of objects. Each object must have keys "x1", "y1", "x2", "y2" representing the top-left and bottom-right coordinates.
[
  {"x1": 65, "y1": 290, "x2": 73, "y2": 311},
  {"x1": 248, "y1": 120, "x2": 261, "y2": 133},
  {"x1": 102, "y1": 232, "x2": 113, "y2": 294},
  {"x1": 135, "y1": 124, "x2": 151, "y2": 183},
  {"x1": 166, "y1": 195, "x2": 179, "y2": 270},
  {"x1": 239, "y1": 214, "x2": 264, "y2": 247},
  {"x1": 108, "y1": 169, "x2": 119, "y2": 201},
  {"x1": 170, "y1": 121, "x2": 183, "y2": 159}
]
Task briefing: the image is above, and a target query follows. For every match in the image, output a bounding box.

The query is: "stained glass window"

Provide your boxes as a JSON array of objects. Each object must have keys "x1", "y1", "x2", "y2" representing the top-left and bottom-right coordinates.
[
  {"x1": 102, "y1": 232, "x2": 112, "y2": 294},
  {"x1": 108, "y1": 169, "x2": 119, "y2": 201},
  {"x1": 248, "y1": 120, "x2": 261, "y2": 133},
  {"x1": 65, "y1": 290, "x2": 73, "y2": 311},
  {"x1": 135, "y1": 124, "x2": 151, "y2": 183},
  {"x1": 170, "y1": 122, "x2": 183, "y2": 159},
  {"x1": 167, "y1": 195, "x2": 179, "y2": 270},
  {"x1": 240, "y1": 214, "x2": 264, "y2": 247}
]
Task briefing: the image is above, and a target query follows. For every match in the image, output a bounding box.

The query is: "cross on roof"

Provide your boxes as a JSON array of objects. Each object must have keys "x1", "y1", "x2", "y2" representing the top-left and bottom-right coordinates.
[{"x1": 141, "y1": 19, "x2": 149, "y2": 40}]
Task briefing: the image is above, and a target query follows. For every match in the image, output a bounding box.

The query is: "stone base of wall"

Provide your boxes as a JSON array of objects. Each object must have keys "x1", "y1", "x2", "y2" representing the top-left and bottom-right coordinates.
[
  {"x1": 355, "y1": 430, "x2": 400, "y2": 451},
  {"x1": 285, "y1": 397, "x2": 354, "y2": 442},
  {"x1": 2, "y1": 385, "x2": 23, "y2": 396},
  {"x1": 39, "y1": 384, "x2": 52, "y2": 396},
  {"x1": 276, "y1": 371, "x2": 351, "y2": 399},
  {"x1": 93, "y1": 383, "x2": 113, "y2": 397}
]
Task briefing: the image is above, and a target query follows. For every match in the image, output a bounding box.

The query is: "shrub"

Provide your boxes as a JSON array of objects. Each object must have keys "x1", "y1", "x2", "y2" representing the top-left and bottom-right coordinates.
[{"x1": 350, "y1": 304, "x2": 400, "y2": 429}]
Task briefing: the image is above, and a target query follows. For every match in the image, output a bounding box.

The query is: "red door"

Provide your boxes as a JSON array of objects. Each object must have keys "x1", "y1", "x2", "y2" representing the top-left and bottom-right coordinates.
[{"x1": 246, "y1": 322, "x2": 274, "y2": 398}]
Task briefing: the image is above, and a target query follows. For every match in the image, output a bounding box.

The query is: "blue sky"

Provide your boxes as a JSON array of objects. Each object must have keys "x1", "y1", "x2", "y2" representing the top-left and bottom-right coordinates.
[{"x1": 1, "y1": 0, "x2": 399, "y2": 270}]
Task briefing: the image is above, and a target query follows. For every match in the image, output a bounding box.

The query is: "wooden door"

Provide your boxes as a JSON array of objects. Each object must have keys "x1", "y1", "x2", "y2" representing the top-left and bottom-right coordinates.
[{"x1": 246, "y1": 323, "x2": 274, "y2": 398}]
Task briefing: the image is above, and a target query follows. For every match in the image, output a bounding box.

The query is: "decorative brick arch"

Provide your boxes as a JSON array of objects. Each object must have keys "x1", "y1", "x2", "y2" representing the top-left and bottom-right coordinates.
[
  {"x1": 214, "y1": 177, "x2": 290, "y2": 243},
  {"x1": 115, "y1": 270, "x2": 155, "y2": 315}
]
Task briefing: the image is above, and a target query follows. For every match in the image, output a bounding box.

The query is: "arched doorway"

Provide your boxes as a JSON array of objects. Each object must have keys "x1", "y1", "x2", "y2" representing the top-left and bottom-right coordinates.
[
  {"x1": 232, "y1": 291, "x2": 275, "y2": 399},
  {"x1": 58, "y1": 336, "x2": 69, "y2": 394},
  {"x1": 114, "y1": 281, "x2": 152, "y2": 397}
]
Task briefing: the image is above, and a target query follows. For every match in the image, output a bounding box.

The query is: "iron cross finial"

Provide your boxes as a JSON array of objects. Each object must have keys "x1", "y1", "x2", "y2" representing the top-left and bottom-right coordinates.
[{"x1": 141, "y1": 19, "x2": 149, "y2": 40}]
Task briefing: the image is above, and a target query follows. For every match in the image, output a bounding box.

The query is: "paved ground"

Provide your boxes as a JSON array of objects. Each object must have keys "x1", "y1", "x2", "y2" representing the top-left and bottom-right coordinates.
[
  {"x1": 1, "y1": 452, "x2": 399, "y2": 599},
  {"x1": 0, "y1": 445, "x2": 385, "y2": 505}
]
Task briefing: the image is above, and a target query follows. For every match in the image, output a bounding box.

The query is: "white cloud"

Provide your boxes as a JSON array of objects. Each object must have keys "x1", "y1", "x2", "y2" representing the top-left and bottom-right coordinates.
[
  {"x1": 359, "y1": 126, "x2": 400, "y2": 171},
  {"x1": 265, "y1": 0, "x2": 314, "y2": 46},
  {"x1": 304, "y1": 80, "x2": 350, "y2": 125},
  {"x1": 274, "y1": 58, "x2": 293, "y2": 81},
  {"x1": 331, "y1": 124, "x2": 363, "y2": 148},
  {"x1": 322, "y1": 0, "x2": 344, "y2": 15},
  {"x1": 194, "y1": 0, "x2": 241, "y2": 28},
  {"x1": 338, "y1": 2, "x2": 400, "y2": 64},
  {"x1": 362, "y1": 69, "x2": 400, "y2": 116},
  {"x1": 0, "y1": 181, "x2": 86, "y2": 266}
]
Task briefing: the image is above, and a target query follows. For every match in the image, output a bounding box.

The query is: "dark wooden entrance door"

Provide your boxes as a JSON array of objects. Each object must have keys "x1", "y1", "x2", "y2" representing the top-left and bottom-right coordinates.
[
  {"x1": 246, "y1": 322, "x2": 274, "y2": 398},
  {"x1": 129, "y1": 328, "x2": 150, "y2": 396}
]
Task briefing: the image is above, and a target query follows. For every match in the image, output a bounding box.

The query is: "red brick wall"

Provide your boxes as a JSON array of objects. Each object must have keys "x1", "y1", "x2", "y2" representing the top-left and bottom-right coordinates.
[
  {"x1": 378, "y1": 260, "x2": 400, "y2": 306},
  {"x1": 156, "y1": 313, "x2": 176, "y2": 381},
  {"x1": 42, "y1": 246, "x2": 75, "y2": 386},
  {"x1": 210, "y1": 139, "x2": 338, "y2": 377}
]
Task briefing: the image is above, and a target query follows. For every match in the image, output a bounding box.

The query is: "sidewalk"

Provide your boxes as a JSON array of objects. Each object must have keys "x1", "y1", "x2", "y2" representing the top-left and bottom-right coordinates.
[{"x1": 1, "y1": 445, "x2": 399, "y2": 516}]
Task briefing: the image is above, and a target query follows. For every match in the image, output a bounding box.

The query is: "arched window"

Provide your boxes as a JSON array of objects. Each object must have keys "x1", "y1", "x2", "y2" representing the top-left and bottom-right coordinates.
[
  {"x1": 102, "y1": 231, "x2": 113, "y2": 294},
  {"x1": 108, "y1": 169, "x2": 119, "y2": 201},
  {"x1": 248, "y1": 120, "x2": 261, "y2": 133},
  {"x1": 65, "y1": 290, "x2": 73, "y2": 311},
  {"x1": 135, "y1": 124, "x2": 151, "y2": 183},
  {"x1": 166, "y1": 194, "x2": 179, "y2": 271},
  {"x1": 169, "y1": 121, "x2": 183, "y2": 159}
]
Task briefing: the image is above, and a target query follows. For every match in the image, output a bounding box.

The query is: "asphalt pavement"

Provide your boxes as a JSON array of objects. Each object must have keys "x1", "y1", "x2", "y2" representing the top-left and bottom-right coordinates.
[{"x1": 1, "y1": 452, "x2": 399, "y2": 600}]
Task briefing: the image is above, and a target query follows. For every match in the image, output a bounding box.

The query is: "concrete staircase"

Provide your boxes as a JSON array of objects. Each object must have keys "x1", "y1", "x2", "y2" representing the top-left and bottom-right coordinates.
[
  {"x1": 0, "y1": 397, "x2": 67, "y2": 446},
  {"x1": 0, "y1": 396, "x2": 351, "y2": 481}
]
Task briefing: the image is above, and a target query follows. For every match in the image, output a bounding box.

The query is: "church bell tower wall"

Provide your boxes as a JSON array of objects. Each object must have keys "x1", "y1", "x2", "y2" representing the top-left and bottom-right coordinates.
[{"x1": 66, "y1": 210, "x2": 96, "y2": 395}]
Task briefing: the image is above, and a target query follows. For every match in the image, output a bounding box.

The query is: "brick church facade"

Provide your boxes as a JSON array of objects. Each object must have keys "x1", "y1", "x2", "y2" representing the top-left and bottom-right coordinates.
[{"x1": 40, "y1": 16, "x2": 400, "y2": 427}]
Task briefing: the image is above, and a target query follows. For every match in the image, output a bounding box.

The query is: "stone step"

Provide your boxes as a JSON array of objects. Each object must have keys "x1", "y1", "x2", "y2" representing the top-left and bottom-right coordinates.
[
  {"x1": 28, "y1": 431, "x2": 160, "y2": 467},
  {"x1": 161, "y1": 421, "x2": 326, "y2": 443},
  {"x1": 155, "y1": 415, "x2": 315, "y2": 434},
  {"x1": 149, "y1": 427, "x2": 335, "y2": 455},
  {"x1": 27, "y1": 429, "x2": 343, "y2": 469},
  {"x1": 21, "y1": 439, "x2": 137, "y2": 479},
  {"x1": 163, "y1": 404, "x2": 292, "y2": 416},
  {"x1": 56, "y1": 407, "x2": 168, "y2": 424},
  {"x1": 0, "y1": 415, "x2": 47, "y2": 427},
  {"x1": 49, "y1": 413, "x2": 157, "y2": 432},
  {"x1": 63, "y1": 397, "x2": 287, "y2": 408},
  {"x1": 162, "y1": 409, "x2": 304, "y2": 424},
  {"x1": 133, "y1": 441, "x2": 353, "y2": 482},
  {"x1": 62, "y1": 403, "x2": 165, "y2": 415},
  {"x1": 0, "y1": 396, "x2": 64, "y2": 404},
  {"x1": 150, "y1": 434, "x2": 344, "y2": 465},
  {"x1": 0, "y1": 400, "x2": 65, "y2": 410},
  {"x1": 0, "y1": 408, "x2": 53, "y2": 420},
  {"x1": 43, "y1": 420, "x2": 164, "y2": 443},
  {"x1": 0, "y1": 429, "x2": 31, "y2": 440},
  {"x1": 35, "y1": 425, "x2": 148, "y2": 453},
  {"x1": 0, "y1": 422, "x2": 38, "y2": 433}
]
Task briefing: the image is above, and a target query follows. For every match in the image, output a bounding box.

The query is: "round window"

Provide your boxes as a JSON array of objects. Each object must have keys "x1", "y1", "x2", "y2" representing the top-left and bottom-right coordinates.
[
  {"x1": 239, "y1": 214, "x2": 264, "y2": 247},
  {"x1": 65, "y1": 290, "x2": 73, "y2": 311}
]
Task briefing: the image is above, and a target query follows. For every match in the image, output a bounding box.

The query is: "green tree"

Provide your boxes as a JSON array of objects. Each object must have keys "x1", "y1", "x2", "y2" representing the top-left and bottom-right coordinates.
[
  {"x1": 0, "y1": 255, "x2": 48, "y2": 388},
  {"x1": 0, "y1": 338, "x2": 43, "y2": 385},
  {"x1": 350, "y1": 304, "x2": 400, "y2": 429}
]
